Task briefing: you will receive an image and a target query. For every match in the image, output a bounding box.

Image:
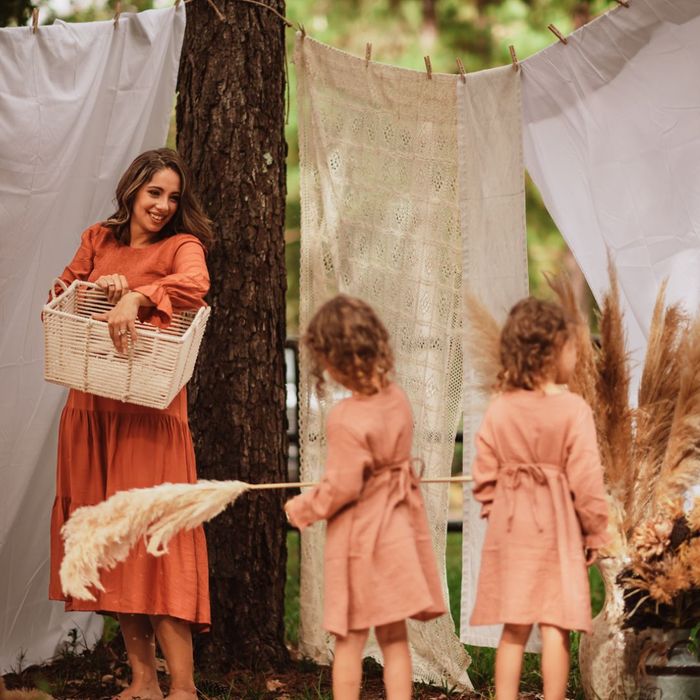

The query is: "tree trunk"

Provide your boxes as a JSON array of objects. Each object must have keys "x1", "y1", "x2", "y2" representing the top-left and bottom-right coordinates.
[{"x1": 176, "y1": 0, "x2": 289, "y2": 672}]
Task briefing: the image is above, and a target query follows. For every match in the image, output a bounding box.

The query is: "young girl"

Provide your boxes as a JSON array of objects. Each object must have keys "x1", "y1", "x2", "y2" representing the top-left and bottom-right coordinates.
[
  {"x1": 285, "y1": 295, "x2": 446, "y2": 700},
  {"x1": 470, "y1": 297, "x2": 609, "y2": 700}
]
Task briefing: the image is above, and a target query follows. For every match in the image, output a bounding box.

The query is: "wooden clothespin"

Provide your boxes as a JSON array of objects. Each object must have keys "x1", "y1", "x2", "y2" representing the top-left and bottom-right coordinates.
[
  {"x1": 365, "y1": 42, "x2": 372, "y2": 67},
  {"x1": 547, "y1": 24, "x2": 568, "y2": 45},
  {"x1": 31, "y1": 7, "x2": 39, "y2": 34},
  {"x1": 113, "y1": 1, "x2": 122, "y2": 28},
  {"x1": 175, "y1": 0, "x2": 182, "y2": 7},
  {"x1": 509, "y1": 45, "x2": 519, "y2": 73},
  {"x1": 424, "y1": 55, "x2": 432, "y2": 80},
  {"x1": 455, "y1": 57, "x2": 467, "y2": 83},
  {"x1": 206, "y1": 0, "x2": 225, "y2": 22},
  {"x1": 614, "y1": 0, "x2": 630, "y2": 6},
  {"x1": 299, "y1": 23, "x2": 306, "y2": 38}
]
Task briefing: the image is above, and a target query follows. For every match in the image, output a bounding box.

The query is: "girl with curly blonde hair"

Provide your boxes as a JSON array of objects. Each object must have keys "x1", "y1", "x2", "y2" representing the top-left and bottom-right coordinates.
[{"x1": 286, "y1": 294, "x2": 445, "y2": 700}]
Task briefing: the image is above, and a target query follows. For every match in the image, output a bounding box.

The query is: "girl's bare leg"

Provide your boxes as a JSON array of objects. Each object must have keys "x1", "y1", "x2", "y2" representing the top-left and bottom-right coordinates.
[
  {"x1": 495, "y1": 623, "x2": 532, "y2": 700},
  {"x1": 332, "y1": 629, "x2": 369, "y2": 700},
  {"x1": 376, "y1": 620, "x2": 412, "y2": 700},
  {"x1": 150, "y1": 615, "x2": 196, "y2": 700},
  {"x1": 116, "y1": 613, "x2": 163, "y2": 700},
  {"x1": 540, "y1": 624, "x2": 570, "y2": 700}
]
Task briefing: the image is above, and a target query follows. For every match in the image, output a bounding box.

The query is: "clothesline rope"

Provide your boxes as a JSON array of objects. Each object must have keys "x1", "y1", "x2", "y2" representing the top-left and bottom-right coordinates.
[{"x1": 24, "y1": 0, "x2": 634, "y2": 81}]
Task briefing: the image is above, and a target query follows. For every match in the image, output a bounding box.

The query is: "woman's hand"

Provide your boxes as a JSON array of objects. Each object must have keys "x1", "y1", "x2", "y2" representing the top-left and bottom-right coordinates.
[
  {"x1": 95, "y1": 274, "x2": 130, "y2": 304},
  {"x1": 93, "y1": 292, "x2": 146, "y2": 354}
]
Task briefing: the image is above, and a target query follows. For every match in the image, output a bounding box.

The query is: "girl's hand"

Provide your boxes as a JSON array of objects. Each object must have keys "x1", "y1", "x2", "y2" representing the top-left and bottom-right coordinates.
[
  {"x1": 93, "y1": 292, "x2": 143, "y2": 354},
  {"x1": 585, "y1": 548, "x2": 599, "y2": 566},
  {"x1": 95, "y1": 274, "x2": 130, "y2": 304}
]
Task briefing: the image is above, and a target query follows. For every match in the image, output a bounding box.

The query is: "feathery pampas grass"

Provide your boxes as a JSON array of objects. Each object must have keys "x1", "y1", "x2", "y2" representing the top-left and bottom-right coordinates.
[{"x1": 60, "y1": 474, "x2": 473, "y2": 599}]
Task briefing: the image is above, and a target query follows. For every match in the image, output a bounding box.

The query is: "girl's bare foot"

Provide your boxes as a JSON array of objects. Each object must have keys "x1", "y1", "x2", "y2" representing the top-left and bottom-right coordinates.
[
  {"x1": 114, "y1": 683, "x2": 164, "y2": 700},
  {"x1": 164, "y1": 688, "x2": 196, "y2": 700}
]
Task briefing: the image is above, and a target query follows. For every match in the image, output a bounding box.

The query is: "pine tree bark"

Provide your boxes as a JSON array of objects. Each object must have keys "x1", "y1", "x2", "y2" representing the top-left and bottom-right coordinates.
[{"x1": 176, "y1": 0, "x2": 289, "y2": 671}]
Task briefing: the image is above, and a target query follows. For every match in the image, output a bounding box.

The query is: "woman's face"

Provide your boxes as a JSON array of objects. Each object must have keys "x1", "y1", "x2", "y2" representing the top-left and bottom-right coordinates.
[{"x1": 130, "y1": 168, "x2": 181, "y2": 239}]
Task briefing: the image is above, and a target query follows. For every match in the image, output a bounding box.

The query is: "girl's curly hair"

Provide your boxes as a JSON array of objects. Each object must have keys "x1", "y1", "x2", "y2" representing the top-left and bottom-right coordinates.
[
  {"x1": 497, "y1": 296, "x2": 574, "y2": 391},
  {"x1": 303, "y1": 295, "x2": 394, "y2": 397}
]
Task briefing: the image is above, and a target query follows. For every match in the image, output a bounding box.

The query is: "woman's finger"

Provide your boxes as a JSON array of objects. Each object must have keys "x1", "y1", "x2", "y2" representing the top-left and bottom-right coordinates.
[{"x1": 127, "y1": 319, "x2": 138, "y2": 345}]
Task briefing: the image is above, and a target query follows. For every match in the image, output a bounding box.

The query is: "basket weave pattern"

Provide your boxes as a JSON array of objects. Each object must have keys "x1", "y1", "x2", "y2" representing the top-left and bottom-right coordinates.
[{"x1": 43, "y1": 280, "x2": 210, "y2": 409}]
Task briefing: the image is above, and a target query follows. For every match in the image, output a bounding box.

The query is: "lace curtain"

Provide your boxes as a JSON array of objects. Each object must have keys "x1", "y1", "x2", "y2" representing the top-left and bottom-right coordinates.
[{"x1": 296, "y1": 34, "x2": 527, "y2": 685}]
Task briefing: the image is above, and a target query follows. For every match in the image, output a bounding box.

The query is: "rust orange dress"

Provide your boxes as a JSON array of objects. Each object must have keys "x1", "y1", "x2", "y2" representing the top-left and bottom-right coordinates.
[{"x1": 48, "y1": 223, "x2": 211, "y2": 629}]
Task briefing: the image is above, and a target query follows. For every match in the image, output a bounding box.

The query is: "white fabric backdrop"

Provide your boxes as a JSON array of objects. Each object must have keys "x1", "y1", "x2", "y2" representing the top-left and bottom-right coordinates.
[
  {"x1": 522, "y1": 0, "x2": 700, "y2": 377},
  {"x1": 0, "y1": 6, "x2": 185, "y2": 672},
  {"x1": 457, "y1": 69, "x2": 531, "y2": 650}
]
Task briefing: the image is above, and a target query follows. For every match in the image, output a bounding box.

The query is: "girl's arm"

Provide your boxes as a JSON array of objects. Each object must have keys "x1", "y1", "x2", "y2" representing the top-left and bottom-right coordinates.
[
  {"x1": 132, "y1": 237, "x2": 210, "y2": 328},
  {"x1": 285, "y1": 415, "x2": 370, "y2": 530},
  {"x1": 472, "y1": 411, "x2": 499, "y2": 518},
  {"x1": 566, "y1": 403, "x2": 610, "y2": 549}
]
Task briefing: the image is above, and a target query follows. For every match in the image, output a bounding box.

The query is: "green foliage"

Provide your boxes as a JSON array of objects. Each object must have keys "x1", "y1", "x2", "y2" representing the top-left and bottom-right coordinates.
[{"x1": 0, "y1": 0, "x2": 32, "y2": 27}]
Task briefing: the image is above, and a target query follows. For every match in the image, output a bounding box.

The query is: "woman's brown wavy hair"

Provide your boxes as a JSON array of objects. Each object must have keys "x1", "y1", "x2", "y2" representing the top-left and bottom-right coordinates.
[
  {"x1": 303, "y1": 295, "x2": 394, "y2": 397},
  {"x1": 103, "y1": 148, "x2": 214, "y2": 249},
  {"x1": 497, "y1": 296, "x2": 574, "y2": 391}
]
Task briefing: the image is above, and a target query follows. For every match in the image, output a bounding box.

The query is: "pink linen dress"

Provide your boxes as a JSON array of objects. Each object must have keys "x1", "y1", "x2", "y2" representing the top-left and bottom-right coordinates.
[
  {"x1": 470, "y1": 389, "x2": 609, "y2": 633},
  {"x1": 285, "y1": 382, "x2": 446, "y2": 637}
]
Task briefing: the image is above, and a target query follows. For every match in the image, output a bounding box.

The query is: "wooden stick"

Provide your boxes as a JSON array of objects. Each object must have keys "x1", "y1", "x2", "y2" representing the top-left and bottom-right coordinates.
[
  {"x1": 247, "y1": 474, "x2": 474, "y2": 490},
  {"x1": 455, "y1": 57, "x2": 466, "y2": 83},
  {"x1": 547, "y1": 23, "x2": 568, "y2": 45},
  {"x1": 365, "y1": 42, "x2": 372, "y2": 65},
  {"x1": 206, "y1": 0, "x2": 226, "y2": 22},
  {"x1": 509, "y1": 45, "x2": 519, "y2": 72},
  {"x1": 424, "y1": 55, "x2": 432, "y2": 80}
]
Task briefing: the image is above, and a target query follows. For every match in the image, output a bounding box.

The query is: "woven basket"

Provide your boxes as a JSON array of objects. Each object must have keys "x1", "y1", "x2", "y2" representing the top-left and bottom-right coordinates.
[{"x1": 43, "y1": 279, "x2": 210, "y2": 409}]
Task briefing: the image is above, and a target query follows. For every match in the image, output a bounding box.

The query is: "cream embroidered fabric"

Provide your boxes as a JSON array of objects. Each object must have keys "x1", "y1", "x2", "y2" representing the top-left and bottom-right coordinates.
[
  {"x1": 295, "y1": 35, "x2": 471, "y2": 687},
  {"x1": 296, "y1": 33, "x2": 528, "y2": 685},
  {"x1": 456, "y1": 71, "x2": 531, "y2": 651}
]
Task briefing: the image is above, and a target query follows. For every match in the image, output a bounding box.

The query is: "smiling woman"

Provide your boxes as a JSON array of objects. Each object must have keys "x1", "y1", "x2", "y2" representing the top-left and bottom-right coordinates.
[{"x1": 48, "y1": 148, "x2": 214, "y2": 700}]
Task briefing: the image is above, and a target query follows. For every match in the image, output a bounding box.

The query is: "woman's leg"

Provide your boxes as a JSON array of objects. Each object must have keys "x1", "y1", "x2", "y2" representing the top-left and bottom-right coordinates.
[
  {"x1": 375, "y1": 620, "x2": 412, "y2": 700},
  {"x1": 116, "y1": 613, "x2": 163, "y2": 700},
  {"x1": 495, "y1": 623, "x2": 532, "y2": 700},
  {"x1": 150, "y1": 615, "x2": 196, "y2": 700},
  {"x1": 332, "y1": 629, "x2": 369, "y2": 700},
  {"x1": 540, "y1": 624, "x2": 570, "y2": 700}
]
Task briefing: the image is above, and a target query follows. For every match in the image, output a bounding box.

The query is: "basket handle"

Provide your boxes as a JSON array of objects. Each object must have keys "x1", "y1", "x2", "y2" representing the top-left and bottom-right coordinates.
[{"x1": 50, "y1": 278, "x2": 69, "y2": 301}]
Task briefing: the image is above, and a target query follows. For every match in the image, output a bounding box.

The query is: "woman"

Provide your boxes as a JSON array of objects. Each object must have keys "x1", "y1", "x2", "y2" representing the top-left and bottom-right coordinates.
[{"x1": 48, "y1": 148, "x2": 213, "y2": 700}]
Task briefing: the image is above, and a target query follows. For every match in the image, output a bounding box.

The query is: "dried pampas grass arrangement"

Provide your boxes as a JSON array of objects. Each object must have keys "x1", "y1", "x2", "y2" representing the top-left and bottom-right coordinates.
[{"x1": 464, "y1": 264, "x2": 700, "y2": 556}]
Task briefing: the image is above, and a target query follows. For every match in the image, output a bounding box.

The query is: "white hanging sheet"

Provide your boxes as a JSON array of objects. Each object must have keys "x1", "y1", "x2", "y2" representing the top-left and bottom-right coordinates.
[
  {"x1": 457, "y1": 70, "x2": 531, "y2": 650},
  {"x1": 0, "y1": 6, "x2": 185, "y2": 672},
  {"x1": 522, "y1": 0, "x2": 700, "y2": 377}
]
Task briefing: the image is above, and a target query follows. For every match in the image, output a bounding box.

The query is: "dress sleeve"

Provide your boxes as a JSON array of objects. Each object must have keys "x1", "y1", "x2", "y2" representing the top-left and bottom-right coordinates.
[
  {"x1": 285, "y1": 411, "x2": 371, "y2": 531},
  {"x1": 471, "y1": 407, "x2": 500, "y2": 519},
  {"x1": 133, "y1": 238, "x2": 210, "y2": 328},
  {"x1": 566, "y1": 402, "x2": 610, "y2": 549},
  {"x1": 52, "y1": 225, "x2": 97, "y2": 296}
]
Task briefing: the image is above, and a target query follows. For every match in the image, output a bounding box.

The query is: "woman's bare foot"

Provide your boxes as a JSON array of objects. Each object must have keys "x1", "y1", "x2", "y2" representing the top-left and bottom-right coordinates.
[{"x1": 114, "y1": 682, "x2": 164, "y2": 700}]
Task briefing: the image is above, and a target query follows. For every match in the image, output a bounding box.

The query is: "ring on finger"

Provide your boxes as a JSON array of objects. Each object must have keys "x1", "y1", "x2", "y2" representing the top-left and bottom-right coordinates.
[{"x1": 118, "y1": 329, "x2": 127, "y2": 336}]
